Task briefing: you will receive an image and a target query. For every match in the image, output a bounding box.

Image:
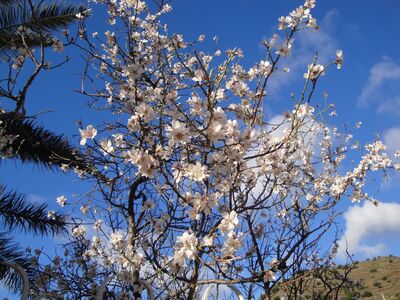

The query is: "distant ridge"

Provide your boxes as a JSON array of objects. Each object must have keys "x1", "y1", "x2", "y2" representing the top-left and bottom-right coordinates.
[{"x1": 272, "y1": 256, "x2": 400, "y2": 299}]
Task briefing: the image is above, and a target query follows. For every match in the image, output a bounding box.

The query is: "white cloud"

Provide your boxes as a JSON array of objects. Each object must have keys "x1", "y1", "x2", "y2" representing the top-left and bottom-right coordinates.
[
  {"x1": 337, "y1": 201, "x2": 400, "y2": 259},
  {"x1": 358, "y1": 56, "x2": 400, "y2": 110},
  {"x1": 377, "y1": 97, "x2": 400, "y2": 116},
  {"x1": 383, "y1": 126, "x2": 400, "y2": 156},
  {"x1": 268, "y1": 114, "x2": 288, "y2": 138},
  {"x1": 379, "y1": 127, "x2": 400, "y2": 189}
]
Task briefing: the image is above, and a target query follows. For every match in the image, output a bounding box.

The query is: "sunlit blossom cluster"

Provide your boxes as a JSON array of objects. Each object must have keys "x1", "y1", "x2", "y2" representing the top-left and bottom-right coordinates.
[{"x1": 11, "y1": 0, "x2": 399, "y2": 298}]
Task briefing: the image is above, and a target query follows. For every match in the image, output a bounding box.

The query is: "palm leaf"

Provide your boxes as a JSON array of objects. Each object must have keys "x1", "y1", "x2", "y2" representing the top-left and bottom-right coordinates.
[
  {"x1": 31, "y1": 3, "x2": 88, "y2": 32},
  {"x1": 0, "y1": 0, "x2": 18, "y2": 5},
  {"x1": 0, "y1": 112, "x2": 87, "y2": 171},
  {"x1": 0, "y1": 1, "x2": 89, "y2": 50},
  {"x1": 0, "y1": 186, "x2": 67, "y2": 235},
  {"x1": 0, "y1": 235, "x2": 36, "y2": 294}
]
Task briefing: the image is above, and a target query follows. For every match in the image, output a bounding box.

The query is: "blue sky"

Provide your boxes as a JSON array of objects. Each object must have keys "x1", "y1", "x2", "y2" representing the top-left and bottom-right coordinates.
[{"x1": 2, "y1": 0, "x2": 400, "y2": 297}]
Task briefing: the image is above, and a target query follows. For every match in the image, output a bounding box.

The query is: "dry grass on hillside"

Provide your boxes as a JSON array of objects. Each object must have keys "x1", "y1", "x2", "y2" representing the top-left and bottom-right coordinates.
[
  {"x1": 271, "y1": 256, "x2": 400, "y2": 299},
  {"x1": 348, "y1": 255, "x2": 400, "y2": 299}
]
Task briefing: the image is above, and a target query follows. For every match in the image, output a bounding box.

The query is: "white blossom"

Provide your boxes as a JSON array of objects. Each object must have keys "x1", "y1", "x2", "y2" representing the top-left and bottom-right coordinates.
[
  {"x1": 219, "y1": 211, "x2": 239, "y2": 234},
  {"x1": 72, "y1": 226, "x2": 87, "y2": 238},
  {"x1": 79, "y1": 125, "x2": 97, "y2": 146},
  {"x1": 56, "y1": 196, "x2": 67, "y2": 207},
  {"x1": 304, "y1": 64, "x2": 325, "y2": 80}
]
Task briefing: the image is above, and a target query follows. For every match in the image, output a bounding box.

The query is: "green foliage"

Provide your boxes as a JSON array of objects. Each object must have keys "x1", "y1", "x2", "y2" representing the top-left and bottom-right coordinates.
[
  {"x1": 0, "y1": 236, "x2": 36, "y2": 293},
  {"x1": 0, "y1": 113, "x2": 86, "y2": 170},
  {"x1": 372, "y1": 281, "x2": 382, "y2": 288},
  {"x1": 343, "y1": 289, "x2": 358, "y2": 300},
  {"x1": 0, "y1": 184, "x2": 67, "y2": 292},
  {"x1": 0, "y1": 0, "x2": 18, "y2": 4},
  {"x1": 0, "y1": 0, "x2": 88, "y2": 50},
  {"x1": 361, "y1": 290, "x2": 373, "y2": 297},
  {"x1": 0, "y1": 186, "x2": 66, "y2": 235},
  {"x1": 0, "y1": 1, "x2": 87, "y2": 292}
]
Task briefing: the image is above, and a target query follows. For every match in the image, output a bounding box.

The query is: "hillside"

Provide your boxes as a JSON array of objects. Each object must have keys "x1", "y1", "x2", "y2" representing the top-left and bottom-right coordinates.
[
  {"x1": 347, "y1": 256, "x2": 400, "y2": 299},
  {"x1": 272, "y1": 256, "x2": 400, "y2": 299}
]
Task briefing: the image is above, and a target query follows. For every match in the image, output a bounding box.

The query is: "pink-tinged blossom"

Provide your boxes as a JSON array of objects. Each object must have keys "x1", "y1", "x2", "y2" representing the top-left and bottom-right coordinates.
[
  {"x1": 336, "y1": 50, "x2": 343, "y2": 69},
  {"x1": 275, "y1": 39, "x2": 293, "y2": 56},
  {"x1": 173, "y1": 231, "x2": 197, "y2": 266},
  {"x1": 79, "y1": 125, "x2": 97, "y2": 146},
  {"x1": 109, "y1": 232, "x2": 125, "y2": 251},
  {"x1": 222, "y1": 231, "x2": 243, "y2": 259},
  {"x1": 167, "y1": 120, "x2": 190, "y2": 145},
  {"x1": 124, "y1": 149, "x2": 159, "y2": 177},
  {"x1": 127, "y1": 115, "x2": 140, "y2": 132},
  {"x1": 263, "y1": 270, "x2": 277, "y2": 282},
  {"x1": 100, "y1": 139, "x2": 114, "y2": 155},
  {"x1": 188, "y1": 193, "x2": 219, "y2": 220},
  {"x1": 56, "y1": 196, "x2": 67, "y2": 207},
  {"x1": 304, "y1": 0, "x2": 316, "y2": 8},
  {"x1": 123, "y1": 63, "x2": 144, "y2": 80},
  {"x1": 187, "y1": 93, "x2": 204, "y2": 115},
  {"x1": 206, "y1": 122, "x2": 224, "y2": 143},
  {"x1": 72, "y1": 225, "x2": 86, "y2": 238},
  {"x1": 186, "y1": 162, "x2": 208, "y2": 182},
  {"x1": 192, "y1": 69, "x2": 206, "y2": 83},
  {"x1": 47, "y1": 210, "x2": 56, "y2": 220},
  {"x1": 293, "y1": 103, "x2": 315, "y2": 118},
  {"x1": 201, "y1": 235, "x2": 214, "y2": 247},
  {"x1": 304, "y1": 64, "x2": 325, "y2": 80},
  {"x1": 259, "y1": 60, "x2": 271, "y2": 75},
  {"x1": 219, "y1": 211, "x2": 239, "y2": 234},
  {"x1": 52, "y1": 39, "x2": 64, "y2": 52},
  {"x1": 136, "y1": 103, "x2": 155, "y2": 122}
]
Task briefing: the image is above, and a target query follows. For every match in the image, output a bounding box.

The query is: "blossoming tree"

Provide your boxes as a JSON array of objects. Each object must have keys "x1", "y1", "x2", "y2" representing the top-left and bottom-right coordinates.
[{"x1": 25, "y1": 0, "x2": 400, "y2": 299}]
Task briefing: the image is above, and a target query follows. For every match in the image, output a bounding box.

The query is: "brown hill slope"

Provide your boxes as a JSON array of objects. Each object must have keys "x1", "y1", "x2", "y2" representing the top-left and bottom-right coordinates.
[
  {"x1": 348, "y1": 255, "x2": 400, "y2": 299},
  {"x1": 272, "y1": 256, "x2": 400, "y2": 299}
]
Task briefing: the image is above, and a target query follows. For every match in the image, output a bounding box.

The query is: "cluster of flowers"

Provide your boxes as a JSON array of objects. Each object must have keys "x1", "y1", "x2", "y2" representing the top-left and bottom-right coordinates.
[{"x1": 20, "y1": 0, "x2": 400, "y2": 298}]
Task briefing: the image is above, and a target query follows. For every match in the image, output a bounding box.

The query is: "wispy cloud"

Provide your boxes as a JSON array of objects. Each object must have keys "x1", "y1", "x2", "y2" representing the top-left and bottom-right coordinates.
[
  {"x1": 378, "y1": 127, "x2": 400, "y2": 189},
  {"x1": 377, "y1": 97, "x2": 400, "y2": 117},
  {"x1": 358, "y1": 56, "x2": 400, "y2": 113},
  {"x1": 383, "y1": 126, "x2": 400, "y2": 156},
  {"x1": 337, "y1": 201, "x2": 400, "y2": 259}
]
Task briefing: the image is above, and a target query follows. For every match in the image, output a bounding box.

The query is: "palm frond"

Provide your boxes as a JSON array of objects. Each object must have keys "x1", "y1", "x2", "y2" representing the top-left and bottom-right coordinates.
[
  {"x1": 0, "y1": 186, "x2": 67, "y2": 235},
  {"x1": 0, "y1": 235, "x2": 36, "y2": 294},
  {"x1": 0, "y1": 112, "x2": 87, "y2": 171},
  {"x1": 31, "y1": 3, "x2": 88, "y2": 32},
  {"x1": 0, "y1": 0, "x2": 18, "y2": 5},
  {"x1": 0, "y1": 30, "x2": 53, "y2": 50},
  {"x1": 0, "y1": 2, "x2": 89, "y2": 50}
]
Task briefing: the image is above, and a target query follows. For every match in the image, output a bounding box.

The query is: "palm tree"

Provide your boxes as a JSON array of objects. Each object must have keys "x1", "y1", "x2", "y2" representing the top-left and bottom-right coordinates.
[
  {"x1": 1, "y1": 112, "x2": 87, "y2": 170},
  {"x1": 0, "y1": 188, "x2": 68, "y2": 292},
  {"x1": 0, "y1": 0, "x2": 90, "y2": 293},
  {"x1": 0, "y1": 113, "x2": 91, "y2": 293},
  {"x1": 0, "y1": 0, "x2": 88, "y2": 51}
]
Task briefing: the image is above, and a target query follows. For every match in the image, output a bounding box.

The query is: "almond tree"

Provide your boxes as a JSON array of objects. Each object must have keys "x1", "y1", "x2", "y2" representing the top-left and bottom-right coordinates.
[{"x1": 28, "y1": 0, "x2": 400, "y2": 299}]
